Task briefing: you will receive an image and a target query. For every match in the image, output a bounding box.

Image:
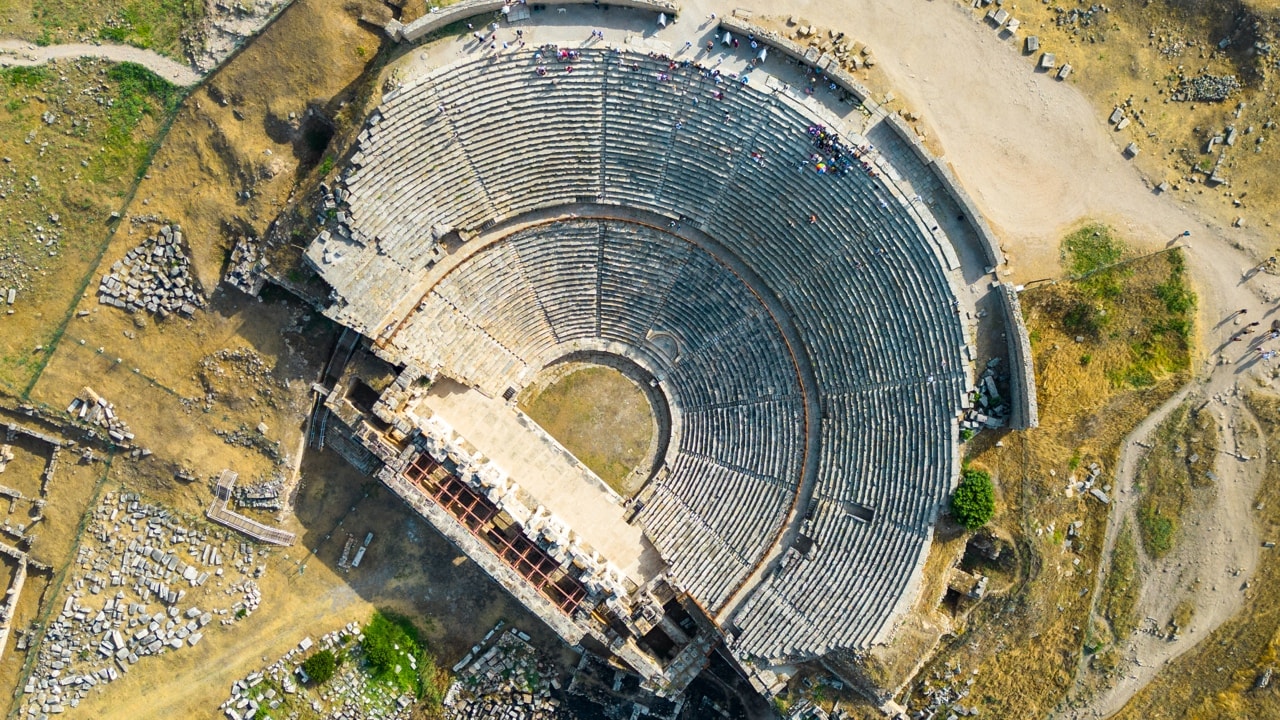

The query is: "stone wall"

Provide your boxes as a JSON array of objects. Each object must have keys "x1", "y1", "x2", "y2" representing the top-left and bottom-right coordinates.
[
  {"x1": 998, "y1": 282, "x2": 1039, "y2": 429},
  {"x1": 388, "y1": 0, "x2": 680, "y2": 44}
]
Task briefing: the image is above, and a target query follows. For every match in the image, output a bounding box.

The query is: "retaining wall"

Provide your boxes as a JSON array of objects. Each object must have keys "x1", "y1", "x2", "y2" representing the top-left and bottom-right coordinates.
[
  {"x1": 388, "y1": 0, "x2": 680, "y2": 43},
  {"x1": 998, "y1": 282, "x2": 1039, "y2": 429}
]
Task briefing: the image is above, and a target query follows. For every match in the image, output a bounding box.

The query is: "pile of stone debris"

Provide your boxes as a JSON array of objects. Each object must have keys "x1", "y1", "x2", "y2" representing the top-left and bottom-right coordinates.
[
  {"x1": 235, "y1": 475, "x2": 284, "y2": 511},
  {"x1": 444, "y1": 622, "x2": 567, "y2": 720},
  {"x1": 1171, "y1": 73, "x2": 1241, "y2": 102},
  {"x1": 17, "y1": 492, "x2": 255, "y2": 718},
  {"x1": 960, "y1": 358, "x2": 1008, "y2": 438},
  {"x1": 910, "y1": 662, "x2": 984, "y2": 719},
  {"x1": 67, "y1": 387, "x2": 135, "y2": 446},
  {"x1": 97, "y1": 224, "x2": 203, "y2": 317},
  {"x1": 223, "y1": 235, "x2": 269, "y2": 296},
  {"x1": 220, "y1": 621, "x2": 417, "y2": 720}
]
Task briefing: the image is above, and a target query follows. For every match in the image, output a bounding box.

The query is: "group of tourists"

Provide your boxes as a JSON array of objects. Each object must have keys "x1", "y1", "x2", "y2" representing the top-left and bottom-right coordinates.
[{"x1": 806, "y1": 124, "x2": 877, "y2": 179}]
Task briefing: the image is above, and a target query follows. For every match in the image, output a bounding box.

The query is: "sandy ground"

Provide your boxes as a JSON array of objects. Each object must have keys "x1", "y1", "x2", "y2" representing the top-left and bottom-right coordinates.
[{"x1": 0, "y1": 39, "x2": 202, "y2": 85}]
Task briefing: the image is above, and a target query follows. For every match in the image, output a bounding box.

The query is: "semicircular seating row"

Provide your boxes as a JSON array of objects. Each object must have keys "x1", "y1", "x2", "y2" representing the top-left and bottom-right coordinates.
[
  {"x1": 394, "y1": 219, "x2": 807, "y2": 612},
  {"x1": 332, "y1": 48, "x2": 970, "y2": 661}
]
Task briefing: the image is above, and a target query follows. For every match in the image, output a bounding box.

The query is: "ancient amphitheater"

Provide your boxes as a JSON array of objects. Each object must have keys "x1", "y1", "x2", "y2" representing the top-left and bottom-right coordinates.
[{"x1": 309, "y1": 3, "x2": 1036, "y2": 697}]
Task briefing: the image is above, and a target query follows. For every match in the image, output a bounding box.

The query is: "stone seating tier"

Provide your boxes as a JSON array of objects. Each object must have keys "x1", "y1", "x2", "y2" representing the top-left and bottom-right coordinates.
[{"x1": 317, "y1": 48, "x2": 971, "y2": 663}]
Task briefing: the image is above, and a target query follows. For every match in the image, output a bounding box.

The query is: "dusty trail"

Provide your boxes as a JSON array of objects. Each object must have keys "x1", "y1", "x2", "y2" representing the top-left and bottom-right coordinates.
[
  {"x1": 0, "y1": 38, "x2": 202, "y2": 85},
  {"x1": 1057, "y1": 249, "x2": 1277, "y2": 718}
]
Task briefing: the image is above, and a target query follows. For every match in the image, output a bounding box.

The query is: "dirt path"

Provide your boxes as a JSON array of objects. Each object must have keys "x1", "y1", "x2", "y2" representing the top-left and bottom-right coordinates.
[
  {"x1": 0, "y1": 38, "x2": 201, "y2": 85},
  {"x1": 1059, "y1": 376, "x2": 1268, "y2": 717},
  {"x1": 1047, "y1": 193, "x2": 1280, "y2": 715}
]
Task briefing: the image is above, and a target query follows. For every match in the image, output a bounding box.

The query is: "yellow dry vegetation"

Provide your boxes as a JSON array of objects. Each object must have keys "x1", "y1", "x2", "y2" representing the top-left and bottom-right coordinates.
[
  {"x1": 0, "y1": 0, "x2": 202, "y2": 60},
  {"x1": 902, "y1": 228, "x2": 1193, "y2": 717},
  {"x1": 0, "y1": 61, "x2": 174, "y2": 394},
  {"x1": 519, "y1": 364, "x2": 655, "y2": 494}
]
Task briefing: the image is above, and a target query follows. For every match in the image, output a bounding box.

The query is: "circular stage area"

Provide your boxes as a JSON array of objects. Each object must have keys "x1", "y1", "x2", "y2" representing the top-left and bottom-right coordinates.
[
  {"x1": 309, "y1": 47, "x2": 971, "y2": 665},
  {"x1": 518, "y1": 361, "x2": 660, "y2": 497}
]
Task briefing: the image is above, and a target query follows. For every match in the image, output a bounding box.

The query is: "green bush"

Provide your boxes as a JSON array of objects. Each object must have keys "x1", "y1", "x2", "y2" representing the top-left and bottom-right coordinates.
[
  {"x1": 1154, "y1": 251, "x2": 1196, "y2": 322},
  {"x1": 1, "y1": 67, "x2": 49, "y2": 88},
  {"x1": 363, "y1": 612, "x2": 427, "y2": 695},
  {"x1": 302, "y1": 649, "x2": 337, "y2": 684},
  {"x1": 1063, "y1": 223, "x2": 1125, "y2": 277},
  {"x1": 1063, "y1": 300, "x2": 1104, "y2": 337},
  {"x1": 952, "y1": 467, "x2": 996, "y2": 530}
]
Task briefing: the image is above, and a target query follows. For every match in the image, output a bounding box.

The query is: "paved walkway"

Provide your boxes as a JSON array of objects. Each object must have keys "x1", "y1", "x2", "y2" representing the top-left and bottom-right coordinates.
[{"x1": 0, "y1": 38, "x2": 202, "y2": 86}]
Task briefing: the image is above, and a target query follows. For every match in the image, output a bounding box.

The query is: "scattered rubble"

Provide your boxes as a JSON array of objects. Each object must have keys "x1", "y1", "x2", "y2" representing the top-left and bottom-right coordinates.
[
  {"x1": 445, "y1": 622, "x2": 567, "y2": 720},
  {"x1": 1171, "y1": 74, "x2": 1241, "y2": 103},
  {"x1": 223, "y1": 235, "x2": 269, "y2": 296},
  {"x1": 1063, "y1": 461, "x2": 1111, "y2": 507},
  {"x1": 220, "y1": 621, "x2": 418, "y2": 720},
  {"x1": 234, "y1": 474, "x2": 284, "y2": 512},
  {"x1": 96, "y1": 223, "x2": 203, "y2": 317},
  {"x1": 1054, "y1": 4, "x2": 1109, "y2": 30},
  {"x1": 910, "y1": 662, "x2": 983, "y2": 718},
  {"x1": 960, "y1": 358, "x2": 1009, "y2": 438},
  {"x1": 17, "y1": 492, "x2": 271, "y2": 718},
  {"x1": 67, "y1": 387, "x2": 135, "y2": 447},
  {"x1": 207, "y1": 470, "x2": 295, "y2": 546},
  {"x1": 188, "y1": 0, "x2": 292, "y2": 73}
]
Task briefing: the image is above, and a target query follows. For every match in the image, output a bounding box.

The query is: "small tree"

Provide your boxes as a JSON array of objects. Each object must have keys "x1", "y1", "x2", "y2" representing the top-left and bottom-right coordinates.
[
  {"x1": 951, "y1": 467, "x2": 995, "y2": 530},
  {"x1": 302, "y1": 649, "x2": 337, "y2": 685}
]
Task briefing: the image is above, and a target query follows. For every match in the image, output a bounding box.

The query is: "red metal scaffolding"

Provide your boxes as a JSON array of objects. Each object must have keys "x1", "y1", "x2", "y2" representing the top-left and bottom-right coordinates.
[{"x1": 405, "y1": 452, "x2": 586, "y2": 614}]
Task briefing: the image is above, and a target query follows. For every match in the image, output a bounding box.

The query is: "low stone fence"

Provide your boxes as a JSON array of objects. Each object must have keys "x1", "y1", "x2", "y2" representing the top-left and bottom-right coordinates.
[{"x1": 388, "y1": 0, "x2": 680, "y2": 43}]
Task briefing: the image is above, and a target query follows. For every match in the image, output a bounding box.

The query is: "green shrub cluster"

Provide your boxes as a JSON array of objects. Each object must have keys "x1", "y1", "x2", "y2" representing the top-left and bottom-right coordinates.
[
  {"x1": 302, "y1": 649, "x2": 337, "y2": 684},
  {"x1": 952, "y1": 467, "x2": 995, "y2": 530}
]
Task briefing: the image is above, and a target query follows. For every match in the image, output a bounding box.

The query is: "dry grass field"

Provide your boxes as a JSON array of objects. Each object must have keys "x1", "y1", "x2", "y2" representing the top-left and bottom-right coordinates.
[
  {"x1": 519, "y1": 364, "x2": 656, "y2": 495},
  {"x1": 894, "y1": 224, "x2": 1194, "y2": 718},
  {"x1": 0, "y1": 0, "x2": 202, "y2": 60},
  {"x1": 1111, "y1": 391, "x2": 1280, "y2": 719},
  {"x1": 0, "y1": 61, "x2": 178, "y2": 395}
]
